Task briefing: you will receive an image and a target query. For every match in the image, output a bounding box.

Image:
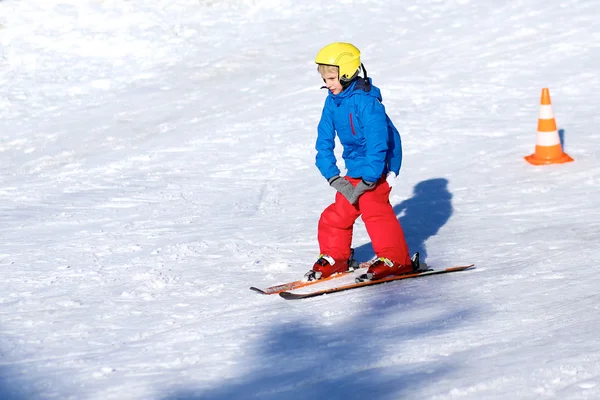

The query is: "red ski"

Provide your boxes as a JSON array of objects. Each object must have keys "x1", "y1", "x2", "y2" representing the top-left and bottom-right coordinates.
[
  {"x1": 279, "y1": 265, "x2": 475, "y2": 300},
  {"x1": 250, "y1": 267, "x2": 362, "y2": 295}
]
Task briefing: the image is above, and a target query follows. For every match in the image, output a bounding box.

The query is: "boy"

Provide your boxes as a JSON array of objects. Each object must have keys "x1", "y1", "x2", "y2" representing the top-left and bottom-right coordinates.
[{"x1": 306, "y1": 42, "x2": 418, "y2": 283}]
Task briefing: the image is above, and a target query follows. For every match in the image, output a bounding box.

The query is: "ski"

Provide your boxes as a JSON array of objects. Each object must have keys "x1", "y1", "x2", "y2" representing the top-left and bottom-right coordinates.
[
  {"x1": 250, "y1": 267, "x2": 361, "y2": 295},
  {"x1": 279, "y1": 264, "x2": 475, "y2": 300}
]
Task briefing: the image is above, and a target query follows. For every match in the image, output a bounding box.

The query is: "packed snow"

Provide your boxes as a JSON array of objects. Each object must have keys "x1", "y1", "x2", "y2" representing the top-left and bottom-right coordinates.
[{"x1": 1, "y1": 0, "x2": 600, "y2": 399}]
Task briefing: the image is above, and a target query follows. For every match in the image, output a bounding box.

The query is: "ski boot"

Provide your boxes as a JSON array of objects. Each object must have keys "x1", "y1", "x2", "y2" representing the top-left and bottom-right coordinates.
[
  {"x1": 355, "y1": 257, "x2": 413, "y2": 283},
  {"x1": 304, "y1": 249, "x2": 358, "y2": 281},
  {"x1": 355, "y1": 252, "x2": 430, "y2": 282}
]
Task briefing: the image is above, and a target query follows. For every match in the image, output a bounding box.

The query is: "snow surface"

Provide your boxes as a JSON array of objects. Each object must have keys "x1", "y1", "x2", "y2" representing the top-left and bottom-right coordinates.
[{"x1": 1, "y1": 0, "x2": 600, "y2": 399}]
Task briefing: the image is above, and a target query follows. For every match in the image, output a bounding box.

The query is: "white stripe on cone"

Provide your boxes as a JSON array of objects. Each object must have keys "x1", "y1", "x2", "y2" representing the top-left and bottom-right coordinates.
[
  {"x1": 536, "y1": 130, "x2": 561, "y2": 147},
  {"x1": 538, "y1": 105, "x2": 555, "y2": 120}
]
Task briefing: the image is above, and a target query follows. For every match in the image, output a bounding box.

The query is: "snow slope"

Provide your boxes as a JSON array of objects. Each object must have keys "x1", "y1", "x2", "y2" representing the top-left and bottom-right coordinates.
[{"x1": 1, "y1": 0, "x2": 600, "y2": 399}]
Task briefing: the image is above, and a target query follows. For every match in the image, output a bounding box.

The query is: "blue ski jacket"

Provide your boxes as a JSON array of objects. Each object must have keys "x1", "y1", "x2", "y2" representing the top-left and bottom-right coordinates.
[{"x1": 315, "y1": 78, "x2": 402, "y2": 183}]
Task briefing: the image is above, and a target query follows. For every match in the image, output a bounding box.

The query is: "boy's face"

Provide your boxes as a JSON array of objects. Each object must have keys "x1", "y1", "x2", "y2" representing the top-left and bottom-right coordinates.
[{"x1": 320, "y1": 70, "x2": 343, "y2": 95}]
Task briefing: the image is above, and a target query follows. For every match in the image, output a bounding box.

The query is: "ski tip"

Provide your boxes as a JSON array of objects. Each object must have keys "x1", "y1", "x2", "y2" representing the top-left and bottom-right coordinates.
[
  {"x1": 249, "y1": 287, "x2": 267, "y2": 294},
  {"x1": 279, "y1": 291, "x2": 303, "y2": 300},
  {"x1": 444, "y1": 264, "x2": 475, "y2": 272}
]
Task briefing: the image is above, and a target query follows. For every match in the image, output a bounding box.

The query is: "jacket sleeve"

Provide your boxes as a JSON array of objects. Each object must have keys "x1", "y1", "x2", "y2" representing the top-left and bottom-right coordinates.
[
  {"x1": 315, "y1": 98, "x2": 340, "y2": 180},
  {"x1": 360, "y1": 97, "x2": 389, "y2": 182}
]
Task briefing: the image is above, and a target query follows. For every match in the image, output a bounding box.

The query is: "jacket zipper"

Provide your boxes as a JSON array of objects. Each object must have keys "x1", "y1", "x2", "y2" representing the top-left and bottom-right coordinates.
[{"x1": 349, "y1": 113, "x2": 356, "y2": 136}]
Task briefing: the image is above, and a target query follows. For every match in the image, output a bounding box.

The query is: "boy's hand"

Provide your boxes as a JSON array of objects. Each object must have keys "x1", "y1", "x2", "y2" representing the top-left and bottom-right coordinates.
[
  {"x1": 328, "y1": 176, "x2": 355, "y2": 203},
  {"x1": 329, "y1": 176, "x2": 375, "y2": 204},
  {"x1": 349, "y1": 179, "x2": 375, "y2": 203}
]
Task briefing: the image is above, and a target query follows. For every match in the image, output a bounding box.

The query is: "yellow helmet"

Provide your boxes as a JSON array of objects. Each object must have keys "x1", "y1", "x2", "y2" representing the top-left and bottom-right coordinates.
[{"x1": 315, "y1": 42, "x2": 361, "y2": 82}]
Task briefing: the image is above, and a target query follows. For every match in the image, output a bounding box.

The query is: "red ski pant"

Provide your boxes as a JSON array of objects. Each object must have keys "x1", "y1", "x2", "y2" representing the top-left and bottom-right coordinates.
[{"x1": 318, "y1": 176, "x2": 411, "y2": 266}]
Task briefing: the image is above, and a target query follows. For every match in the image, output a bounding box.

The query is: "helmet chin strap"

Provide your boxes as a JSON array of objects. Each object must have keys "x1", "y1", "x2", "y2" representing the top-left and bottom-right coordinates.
[{"x1": 360, "y1": 63, "x2": 368, "y2": 83}]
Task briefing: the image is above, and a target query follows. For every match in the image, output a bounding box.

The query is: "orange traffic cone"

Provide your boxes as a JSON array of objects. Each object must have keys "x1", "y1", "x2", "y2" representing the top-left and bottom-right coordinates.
[{"x1": 525, "y1": 88, "x2": 573, "y2": 165}]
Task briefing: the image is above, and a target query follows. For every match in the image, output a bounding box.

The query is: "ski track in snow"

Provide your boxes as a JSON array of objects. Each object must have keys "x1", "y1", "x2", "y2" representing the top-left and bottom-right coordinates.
[{"x1": 1, "y1": 0, "x2": 600, "y2": 399}]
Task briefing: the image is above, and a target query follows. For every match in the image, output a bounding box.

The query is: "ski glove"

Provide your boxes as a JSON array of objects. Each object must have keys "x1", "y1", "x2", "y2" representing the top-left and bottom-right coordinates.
[
  {"x1": 349, "y1": 179, "x2": 375, "y2": 204},
  {"x1": 328, "y1": 175, "x2": 355, "y2": 204},
  {"x1": 328, "y1": 176, "x2": 376, "y2": 205}
]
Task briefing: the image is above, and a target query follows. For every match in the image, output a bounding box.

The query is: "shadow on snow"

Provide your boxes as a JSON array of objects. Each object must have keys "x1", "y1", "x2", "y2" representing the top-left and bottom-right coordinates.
[
  {"x1": 163, "y1": 294, "x2": 474, "y2": 400},
  {"x1": 0, "y1": 347, "x2": 37, "y2": 400},
  {"x1": 354, "y1": 177, "x2": 453, "y2": 264}
]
